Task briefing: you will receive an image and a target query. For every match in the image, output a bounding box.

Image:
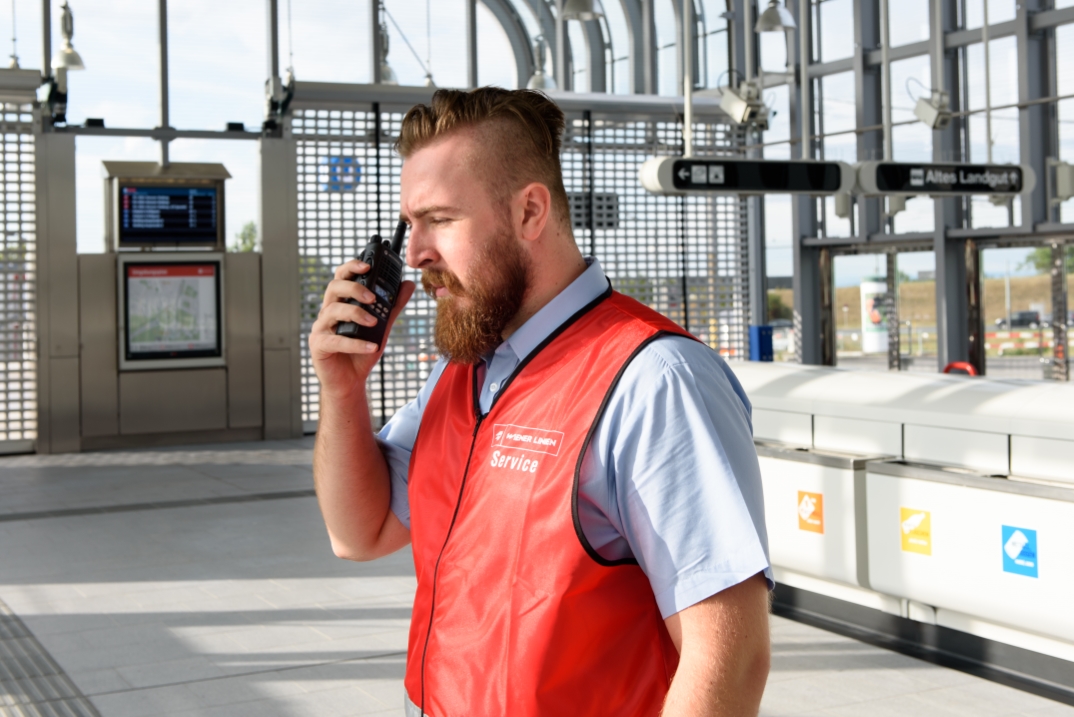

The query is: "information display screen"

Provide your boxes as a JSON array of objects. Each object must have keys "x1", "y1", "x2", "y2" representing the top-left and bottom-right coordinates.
[
  {"x1": 124, "y1": 262, "x2": 221, "y2": 360},
  {"x1": 118, "y1": 185, "x2": 219, "y2": 245}
]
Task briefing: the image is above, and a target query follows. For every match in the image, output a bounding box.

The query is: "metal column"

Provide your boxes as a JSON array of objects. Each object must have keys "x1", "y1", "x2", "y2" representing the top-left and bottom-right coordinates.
[
  {"x1": 791, "y1": 0, "x2": 831, "y2": 364},
  {"x1": 370, "y1": 0, "x2": 383, "y2": 84},
  {"x1": 854, "y1": 0, "x2": 882, "y2": 236},
  {"x1": 41, "y1": 0, "x2": 51, "y2": 82},
  {"x1": 930, "y1": 0, "x2": 976, "y2": 372},
  {"x1": 1051, "y1": 241, "x2": 1069, "y2": 381},
  {"x1": 157, "y1": 0, "x2": 170, "y2": 166},
  {"x1": 466, "y1": 0, "x2": 478, "y2": 88},
  {"x1": 641, "y1": 0, "x2": 657, "y2": 94},
  {"x1": 266, "y1": 0, "x2": 279, "y2": 79},
  {"x1": 34, "y1": 132, "x2": 79, "y2": 453},
  {"x1": 886, "y1": 253, "x2": 900, "y2": 370},
  {"x1": 260, "y1": 136, "x2": 303, "y2": 439},
  {"x1": 732, "y1": 0, "x2": 766, "y2": 327},
  {"x1": 1017, "y1": 0, "x2": 1049, "y2": 228}
]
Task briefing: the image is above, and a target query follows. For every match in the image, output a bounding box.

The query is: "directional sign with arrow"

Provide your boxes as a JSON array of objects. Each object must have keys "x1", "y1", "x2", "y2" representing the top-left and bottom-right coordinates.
[
  {"x1": 640, "y1": 157, "x2": 855, "y2": 196},
  {"x1": 857, "y1": 161, "x2": 1035, "y2": 196}
]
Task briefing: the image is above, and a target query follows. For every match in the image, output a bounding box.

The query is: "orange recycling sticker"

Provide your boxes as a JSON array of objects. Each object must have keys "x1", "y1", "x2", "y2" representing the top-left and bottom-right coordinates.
[{"x1": 797, "y1": 491, "x2": 824, "y2": 534}]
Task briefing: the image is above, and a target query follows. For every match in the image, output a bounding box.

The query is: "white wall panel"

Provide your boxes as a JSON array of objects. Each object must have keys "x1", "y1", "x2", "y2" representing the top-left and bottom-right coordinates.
[
  {"x1": 753, "y1": 409, "x2": 812, "y2": 447},
  {"x1": 903, "y1": 424, "x2": 1009, "y2": 475},
  {"x1": 813, "y1": 415, "x2": 901, "y2": 457},
  {"x1": 1010, "y1": 436, "x2": 1074, "y2": 486}
]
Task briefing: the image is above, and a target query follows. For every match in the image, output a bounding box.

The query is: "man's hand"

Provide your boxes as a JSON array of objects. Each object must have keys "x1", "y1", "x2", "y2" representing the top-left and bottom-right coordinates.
[
  {"x1": 310, "y1": 260, "x2": 415, "y2": 562},
  {"x1": 309, "y1": 259, "x2": 416, "y2": 399},
  {"x1": 662, "y1": 573, "x2": 771, "y2": 716}
]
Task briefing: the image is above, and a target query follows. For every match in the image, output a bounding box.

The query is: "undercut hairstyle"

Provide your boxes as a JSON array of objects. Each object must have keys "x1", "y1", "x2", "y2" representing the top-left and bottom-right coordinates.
[{"x1": 396, "y1": 87, "x2": 571, "y2": 228}]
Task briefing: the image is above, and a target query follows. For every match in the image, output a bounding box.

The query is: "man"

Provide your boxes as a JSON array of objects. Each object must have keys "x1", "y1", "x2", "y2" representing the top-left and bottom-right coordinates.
[{"x1": 310, "y1": 87, "x2": 772, "y2": 717}]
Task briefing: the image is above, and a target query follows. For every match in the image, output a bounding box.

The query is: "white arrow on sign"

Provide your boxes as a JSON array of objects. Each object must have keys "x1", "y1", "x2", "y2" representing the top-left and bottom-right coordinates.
[{"x1": 677, "y1": 168, "x2": 690, "y2": 180}]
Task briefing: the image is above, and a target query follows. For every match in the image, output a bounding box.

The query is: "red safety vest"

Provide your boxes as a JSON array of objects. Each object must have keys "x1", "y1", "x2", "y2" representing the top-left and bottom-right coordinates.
[{"x1": 405, "y1": 289, "x2": 693, "y2": 716}]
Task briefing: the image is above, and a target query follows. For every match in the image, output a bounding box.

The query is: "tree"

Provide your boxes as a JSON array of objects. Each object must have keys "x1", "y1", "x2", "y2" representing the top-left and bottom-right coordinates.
[
  {"x1": 1018, "y1": 246, "x2": 1074, "y2": 274},
  {"x1": 229, "y1": 221, "x2": 259, "y2": 252},
  {"x1": 767, "y1": 291, "x2": 792, "y2": 322}
]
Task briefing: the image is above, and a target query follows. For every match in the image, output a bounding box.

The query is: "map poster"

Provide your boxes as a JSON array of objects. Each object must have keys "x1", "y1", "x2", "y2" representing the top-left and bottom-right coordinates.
[{"x1": 126, "y1": 263, "x2": 219, "y2": 356}]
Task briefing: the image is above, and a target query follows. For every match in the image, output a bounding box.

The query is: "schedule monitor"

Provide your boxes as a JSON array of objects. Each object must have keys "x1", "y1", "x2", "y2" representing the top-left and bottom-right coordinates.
[
  {"x1": 118, "y1": 254, "x2": 225, "y2": 370},
  {"x1": 116, "y1": 182, "x2": 223, "y2": 248}
]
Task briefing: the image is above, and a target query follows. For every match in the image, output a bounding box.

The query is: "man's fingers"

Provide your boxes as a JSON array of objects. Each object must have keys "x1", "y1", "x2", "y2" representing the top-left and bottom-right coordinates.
[
  {"x1": 310, "y1": 332, "x2": 380, "y2": 357},
  {"x1": 316, "y1": 300, "x2": 378, "y2": 328},
  {"x1": 333, "y1": 260, "x2": 370, "y2": 281},
  {"x1": 322, "y1": 277, "x2": 376, "y2": 310}
]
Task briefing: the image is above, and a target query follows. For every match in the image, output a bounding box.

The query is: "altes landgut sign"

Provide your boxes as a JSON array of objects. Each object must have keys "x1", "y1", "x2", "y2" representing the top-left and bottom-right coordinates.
[{"x1": 857, "y1": 161, "x2": 1035, "y2": 196}]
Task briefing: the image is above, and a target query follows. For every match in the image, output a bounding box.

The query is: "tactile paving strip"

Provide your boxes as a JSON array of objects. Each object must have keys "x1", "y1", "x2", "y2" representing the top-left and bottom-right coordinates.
[{"x1": 0, "y1": 598, "x2": 100, "y2": 717}]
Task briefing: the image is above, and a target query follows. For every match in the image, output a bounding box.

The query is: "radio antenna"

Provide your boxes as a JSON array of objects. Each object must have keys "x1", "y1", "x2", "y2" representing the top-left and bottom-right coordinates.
[{"x1": 389, "y1": 220, "x2": 407, "y2": 254}]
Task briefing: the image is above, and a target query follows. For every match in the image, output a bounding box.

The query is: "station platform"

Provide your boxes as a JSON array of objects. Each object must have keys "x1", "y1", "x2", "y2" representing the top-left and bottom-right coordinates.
[{"x1": 1, "y1": 439, "x2": 1071, "y2": 717}]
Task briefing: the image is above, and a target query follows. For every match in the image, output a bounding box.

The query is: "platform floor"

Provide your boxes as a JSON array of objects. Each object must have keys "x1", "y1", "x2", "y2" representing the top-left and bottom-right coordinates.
[{"x1": 1, "y1": 439, "x2": 1071, "y2": 717}]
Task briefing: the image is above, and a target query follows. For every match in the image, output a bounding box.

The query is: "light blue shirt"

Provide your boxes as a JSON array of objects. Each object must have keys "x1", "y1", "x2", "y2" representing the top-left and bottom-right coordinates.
[{"x1": 378, "y1": 259, "x2": 772, "y2": 618}]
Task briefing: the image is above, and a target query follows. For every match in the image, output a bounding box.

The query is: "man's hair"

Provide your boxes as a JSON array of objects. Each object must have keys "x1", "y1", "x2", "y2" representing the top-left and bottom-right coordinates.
[{"x1": 396, "y1": 87, "x2": 571, "y2": 228}]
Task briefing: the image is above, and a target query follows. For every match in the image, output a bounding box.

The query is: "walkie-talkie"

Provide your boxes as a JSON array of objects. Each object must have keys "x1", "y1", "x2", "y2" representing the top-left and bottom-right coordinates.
[{"x1": 335, "y1": 221, "x2": 407, "y2": 348}]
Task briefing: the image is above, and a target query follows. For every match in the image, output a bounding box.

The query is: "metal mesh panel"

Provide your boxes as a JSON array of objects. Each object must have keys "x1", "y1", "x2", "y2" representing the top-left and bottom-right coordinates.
[
  {"x1": 295, "y1": 105, "x2": 748, "y2": 430},
  {"x1": 0, "y1": 104, "x2": 36, "y2": 447}
]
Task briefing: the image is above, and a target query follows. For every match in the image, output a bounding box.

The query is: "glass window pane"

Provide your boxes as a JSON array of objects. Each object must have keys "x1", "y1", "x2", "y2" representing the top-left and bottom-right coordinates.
[
  {"x1": 656, "y1": 0, "x2": 677, "y2": 95},
  {"x1": 887, "y1": 0, "x2": 929, "y2": 47},
  {"x1": 819, "y1": 71, "x2": 855, "y2": 137},
  {"x1": 980, "y1": 246, "x2": 1057, "y2": 380},
  {"x1": 699, "y1": 0, "x2": 729, "y2": 89},
  {"x1": 816, "y1": 0, "x2": 854, "y2": 62},
  {"x1": 765, "y1": 195, "x2": 794, "y2": 361},
  {"x1": 821, "y1": 194, "x2": 852, "y2": 237},
  {"x1": 168, "y1": 0, "x2": 264, "y2": 132},
  {"x1": 890, "y1": 55, "x2": 931, "y2": 161},
  {"x1": 896, "y1": 252, "x2": 938, "y2": 372},
  {"x1": 704, "y1": 29, "x2": 730, "y2": 90},
  {"x1": 603, "y1": 0, "x2": 632, "y2": 93},
  {"x1": 963, "y1": 0, "x2": 1017, "y2": 29},
  {"x1": 892, "y1": 196, "x2": 934, "y2": 233},
  {"x1": 763, "y1": 85, "x2": 791, "y2": 159},
  {"x1": 834, "y1": 254, "x2": 887, "y2": 369},
  {"x1": 833, "y1": 252, "x2": 937, "y2": 372},
  {"x1": 568, "y1": 21, "x2": 588, "y2": 90}
]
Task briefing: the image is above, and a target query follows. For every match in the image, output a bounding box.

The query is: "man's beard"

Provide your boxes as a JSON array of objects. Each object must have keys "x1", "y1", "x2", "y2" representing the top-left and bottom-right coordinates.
[{"x1": 421, "y1": 232, "x2": 530, "y2": 365}]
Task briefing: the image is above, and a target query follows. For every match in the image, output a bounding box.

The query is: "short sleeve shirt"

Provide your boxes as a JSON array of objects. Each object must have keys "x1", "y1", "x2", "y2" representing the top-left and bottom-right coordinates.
[{"x1": 378, "y1": 259, "x2": 772, "y2": 618}]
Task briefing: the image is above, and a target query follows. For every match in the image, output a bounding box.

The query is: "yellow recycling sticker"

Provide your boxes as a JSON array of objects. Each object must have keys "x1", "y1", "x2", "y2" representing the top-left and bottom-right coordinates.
[{"x1": 900, "y1": 507, "x2": 931, "y2": 555}]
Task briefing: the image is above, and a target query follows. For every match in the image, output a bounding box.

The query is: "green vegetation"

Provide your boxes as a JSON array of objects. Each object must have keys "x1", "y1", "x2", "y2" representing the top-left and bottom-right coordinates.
[
  {"x1": 229, "y1": 221, "x2": 259, "y2": 252},
  {"x1": 1019, "y1": 246, "x2": 1074, "y2": 274},
  {"x1": 767, "y1": 290, "x2": 792, "y2": 322}
]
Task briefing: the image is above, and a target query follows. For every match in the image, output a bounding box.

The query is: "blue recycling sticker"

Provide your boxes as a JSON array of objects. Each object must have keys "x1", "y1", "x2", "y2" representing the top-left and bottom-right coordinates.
[{"x1": 1001, "y1": 525, "x2": 1038, "y2": 578}]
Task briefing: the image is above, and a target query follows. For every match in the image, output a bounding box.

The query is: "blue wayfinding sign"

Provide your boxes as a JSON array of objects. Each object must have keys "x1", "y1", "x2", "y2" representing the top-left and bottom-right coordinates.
[
  {"x1": 1001, "y1": 525, "x2": 1038, "y2": 578},
  {"x1": 320, "y1": 156, "x2": 361, "y2": 192}
]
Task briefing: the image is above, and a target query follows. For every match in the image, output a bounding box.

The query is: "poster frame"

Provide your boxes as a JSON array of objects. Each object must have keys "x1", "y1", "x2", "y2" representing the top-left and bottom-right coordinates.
[{"x1": 117, "y1": 253, "x2": 227, "y2": 371}]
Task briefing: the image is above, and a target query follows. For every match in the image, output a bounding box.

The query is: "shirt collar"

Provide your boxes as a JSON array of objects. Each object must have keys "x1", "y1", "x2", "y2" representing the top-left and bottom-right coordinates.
[{"x1": 484, "y1": 257, "x2": 609, "y2": 365}]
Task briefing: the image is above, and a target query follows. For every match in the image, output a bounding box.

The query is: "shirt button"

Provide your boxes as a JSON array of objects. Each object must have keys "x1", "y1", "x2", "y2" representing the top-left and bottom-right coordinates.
[{"x1": 489, "y1": 382, "x2": 499, "y2": 393}]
